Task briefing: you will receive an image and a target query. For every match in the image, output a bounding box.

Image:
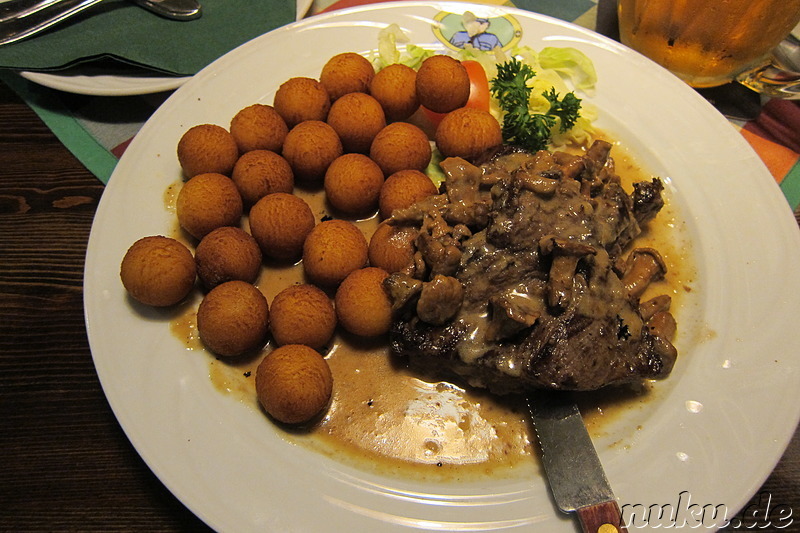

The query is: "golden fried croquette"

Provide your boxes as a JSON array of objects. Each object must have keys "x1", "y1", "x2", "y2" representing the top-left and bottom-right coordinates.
[
  {"x1": 369, "y1": 63, "x2": 419, "y2": 121},
  {"x1": 176, "y1": 173, "x2": 243, "y2": 240},
  {"x1": 326, "y1": 92, "x2": 386, "y2": 153},
  {"x1": 281, "y1": 120, "x2": 343, "y2": 184},
  {"x1": 249, "y1": 192, "x2": 315, "y2": 261},
  {"x1": 177, "y1": 124, "x2": 239, "y2": 178},
  {"x1": 415, "y1": 55, "x2": 470, "y2": 114},
  {"x1": 120, "y1": 235, "x2": 196, "y2": 307},
  {"x1": 319, "y1": 52, "x2": 375, "y2": 101},
  {"x1": 369, "y1": 122, "x2": 432, "y2": 176},
  {"x1": 435, "y1": 107, "x2": 503, "y2": 160},
  {"x1": 256, "y1": 344, "x2": 333, "y2": 425},
  {"x1": 378, "y1": 169, "x2": 438, "y2": 219},
  {"x1": 231, "y1": 150, "x2": 294, "y2": 207},
  {"x1": 194, "y1": 226, "x2": 262, "y2": 289},
  {"x1": 229, "y1": 104, "x2": 288, "y2": 154},
  {"x1": 334, "y1": 267, "x2": 392, "y2": 337},
  {"x1": 368, "y1": 221, "x2": 417, "y2": 273},
  {"x1": 302, "y1": 219, "x2": 368, "y2": 287},
  {"x1": 324, "y1": 153, "x2": 384, "y2": 216},
  {"x1": 269, "y1": 284, "x2": 336, "y2": 349},
  {"x1": 196, "y1": 280, "x2": 269, "y2": 357},
  {"x1": 273, "y1": 77, "x2": 331, "y2": 128}
]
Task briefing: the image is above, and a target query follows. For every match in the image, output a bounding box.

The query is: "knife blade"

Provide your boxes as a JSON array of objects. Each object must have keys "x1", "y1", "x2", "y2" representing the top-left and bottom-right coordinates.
[{"x1": 527, "y1": 392, "x2": 628, "y2": 533}]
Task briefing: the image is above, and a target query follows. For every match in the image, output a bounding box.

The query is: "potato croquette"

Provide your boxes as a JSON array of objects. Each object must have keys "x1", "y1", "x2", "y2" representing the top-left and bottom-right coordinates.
[
  {"x1": 324, "y1": 154, "x2": 384, "y2": 216},
  {"x1": 249, "y1": 193, "x2": 315, "y2": 261},
  {"x1": 273, "y1": 77, "x2": 331, "y2": 128},
  {"x1": 176, "y1": 173, "x2": 243, "y2": 240},
  {"x1": 256, "y1": 344, "x2": 333, "y2": 425},
  {"x1": 281, "y1": 121, "x2": 343, "y2": 184},
  {"x1": 195, "y1": 227, "x2": 262, "y2": 289},
  {"x1": 120, "y1": 236, "x2": 196, "y2": 307},
  {"x1": 326, "y1": 92, "x2": 386, "y2": 153},
  {"x1": 269, "y1": 284, "x2": 336, "y2": 349},
  {"x1": 369, "y1": 63, "x2": 419, "y2": 121},
  {"x1": 319, "y1": 52, "x2": 375, "y2": 101},
  {"x1": 177, "y1": 124, "x2": 239, "y2": 178},
  {"x1": 378, "y1": 169, "x2": 438, "y2": 219},
  {"x1": 231, "y1": 150, "x2": 294, "y2": 207},
  {"x1": 435, "y1": 107, "x2": 503, "y2": 160},
  {"x1": 229, "y1": 104, "x2": 288, "y2": 154},
  {"x1": 415, "y1": 55, "x2": 470, "y2": 114},
  {"x1": 196, "y1": 280, "x2": 270, "y2": 357},
  {"x1": 369, "y1": 122, "x2": 432, "y2": 176},
  {"x1": 302, "y1": 219, "x2": 368, "y2": 287},
  {"x1": 335, "y1": 267, "x2": 392, "y2": 337},
  {"x1": 368, "y1": 221, "x2": 417, "y2": 273}
]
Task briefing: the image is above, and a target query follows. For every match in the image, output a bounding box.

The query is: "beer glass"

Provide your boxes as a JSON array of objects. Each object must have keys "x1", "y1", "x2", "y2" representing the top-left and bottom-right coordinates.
[{"x1": 617, "y1": 0, "x2": 800, "y2": 98}]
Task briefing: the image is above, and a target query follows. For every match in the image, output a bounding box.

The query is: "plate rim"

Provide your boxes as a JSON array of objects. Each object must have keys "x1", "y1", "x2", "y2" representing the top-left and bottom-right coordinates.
[{"x1": 84, "y1": 2, "x2": 800, "y2": 531}]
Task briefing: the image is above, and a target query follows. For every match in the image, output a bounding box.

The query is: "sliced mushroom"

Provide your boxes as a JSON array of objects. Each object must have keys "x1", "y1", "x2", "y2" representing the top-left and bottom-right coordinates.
[
  {"x1": 416, "y1": 233, "x2": 461, "y2": 277},
  {"x1": 647, "y1": 310, "x2": 677, "y2": 342},
  {"x1": 584, "y1": 139, "x2": 612, "y2": 169},
  {"x1": 517, "y1": 173, "x2": 560, "y2": 195},
  {"x1": 620, "y1": 247, "x2": 667, "y2": 300},
  {"x1": 639, "y1": 294, "x2": 672, "y2": 322},
  {"x1": 651, "y1": 334, "x2": 678, "y2": 376},
  {"x1": 383, "y1": 273, "x2": 423, "y2": 313},
  {"x1": 486, "y1": 288, "x2": 544, "y2": 342},
  {"x1": 416, "y1": 275, "x2": 464, "y2": 325},
  {"x1": 540, "y1": 236, "x2": 597, "y2": 311},
  {"x1": 561, "y1": 157, "x2": 586, "y2": 182},
  {"x1": 401, "y1": 250, "x2": 428, "y2": 278},
  {"x1": 441, "y1": 156, "x2": 482, "y2": 206}
]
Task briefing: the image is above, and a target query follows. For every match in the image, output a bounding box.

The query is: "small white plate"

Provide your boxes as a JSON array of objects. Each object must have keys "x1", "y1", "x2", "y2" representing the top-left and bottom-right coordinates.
[
  {"x1": 84, "y1": 2, "x2": 800, "y2": 531},
  {"x1": 19, "y1": 68, "x2": 189, "y2": 96}
]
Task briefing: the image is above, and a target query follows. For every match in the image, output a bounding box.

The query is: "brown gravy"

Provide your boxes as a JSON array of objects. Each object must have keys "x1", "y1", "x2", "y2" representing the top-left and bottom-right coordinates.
[{"x1": 169, "y1": 139, "x2": 697, "y2": 481}]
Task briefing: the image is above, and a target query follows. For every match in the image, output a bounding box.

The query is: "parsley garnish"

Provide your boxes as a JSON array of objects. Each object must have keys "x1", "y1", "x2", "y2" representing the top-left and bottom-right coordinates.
[{"x1": 490, "y1": 58, "x2": 582, "y2": 152}]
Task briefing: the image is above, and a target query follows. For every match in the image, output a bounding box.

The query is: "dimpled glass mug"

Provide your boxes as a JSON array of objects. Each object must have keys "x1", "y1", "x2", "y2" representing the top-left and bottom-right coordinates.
[{"x1": 617, "y1": 0, "x2": 800, "y2": 97}]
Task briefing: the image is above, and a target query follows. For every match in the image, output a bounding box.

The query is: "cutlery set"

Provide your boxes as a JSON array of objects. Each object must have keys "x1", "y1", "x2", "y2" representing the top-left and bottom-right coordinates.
[{"x1": 0, "y1": 0, "x2": 201, "y2": 45}]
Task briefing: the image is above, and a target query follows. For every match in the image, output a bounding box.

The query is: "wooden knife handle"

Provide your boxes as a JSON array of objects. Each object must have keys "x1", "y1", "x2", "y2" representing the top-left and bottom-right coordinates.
[{"x1": 576, "y1": 500, "x2": 628, "y2": 533}]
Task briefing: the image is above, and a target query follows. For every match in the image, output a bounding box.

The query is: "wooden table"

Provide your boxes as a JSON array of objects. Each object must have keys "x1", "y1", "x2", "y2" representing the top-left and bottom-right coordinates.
[{"x1": 0, "y1": 79, "x2": 798, "y2": 531}]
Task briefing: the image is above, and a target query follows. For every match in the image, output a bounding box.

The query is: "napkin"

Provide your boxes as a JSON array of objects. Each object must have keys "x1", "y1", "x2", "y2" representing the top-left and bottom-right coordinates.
[{"x1": 0, "y1": 0, "x2": 296, "y2": 76}]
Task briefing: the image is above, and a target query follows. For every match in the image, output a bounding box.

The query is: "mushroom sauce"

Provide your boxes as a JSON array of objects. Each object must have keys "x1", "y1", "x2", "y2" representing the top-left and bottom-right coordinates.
[{"x1": 168, "y1": 140, "x2": 697, "y2": 482}]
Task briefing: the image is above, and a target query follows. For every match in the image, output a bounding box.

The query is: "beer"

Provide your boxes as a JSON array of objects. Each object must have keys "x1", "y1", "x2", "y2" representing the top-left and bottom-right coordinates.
[{"x1": 618, "y1": 0, "x2": 800, "y2": 88}]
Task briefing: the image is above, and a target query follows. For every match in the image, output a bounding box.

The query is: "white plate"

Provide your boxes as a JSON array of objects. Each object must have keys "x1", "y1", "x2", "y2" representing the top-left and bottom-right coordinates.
[
  {"x1": 19, "y1": 0, "x2": 312, "y2": 96},
  {"x1": 19, "y1": 68, "x2": 189, "y2": 96},
  {"x1": 84, "y1": 2, "x2": 800, "y2": 531}
]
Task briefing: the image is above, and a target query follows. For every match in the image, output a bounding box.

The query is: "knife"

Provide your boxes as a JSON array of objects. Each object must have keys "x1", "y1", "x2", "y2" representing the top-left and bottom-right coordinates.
[{"x1": 528, "y1": 392, "x2": 629, "y2": 533}]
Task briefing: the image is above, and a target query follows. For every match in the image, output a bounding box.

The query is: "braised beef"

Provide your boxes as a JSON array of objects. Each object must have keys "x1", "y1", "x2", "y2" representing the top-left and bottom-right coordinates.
[{"x1": 384, "y1": 140, "x2": 677, "y2": 393}]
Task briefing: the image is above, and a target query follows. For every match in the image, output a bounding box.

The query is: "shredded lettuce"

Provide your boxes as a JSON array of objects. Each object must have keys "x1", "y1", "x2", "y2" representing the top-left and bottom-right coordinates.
[
  {"x1": 373, "y1": 20, "x2": 599, "y2": 152},
  {"x1": 375, "y1": 24, "x2": 435, "y2": 70},
  {"x1": 425, "y1": 147, "x2": 447, "y2": 188},
  {"x1": 538, "y1": 46, "x2": 598, "y2": 93},
  {"x1": 459, "y1": 45, "x2": 597, "y2": 149}
]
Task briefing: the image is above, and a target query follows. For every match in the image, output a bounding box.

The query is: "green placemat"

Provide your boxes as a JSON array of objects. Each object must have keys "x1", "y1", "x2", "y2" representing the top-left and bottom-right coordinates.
[{"x1": 0, "y1": 0, "x2": 295, "y2": 76}]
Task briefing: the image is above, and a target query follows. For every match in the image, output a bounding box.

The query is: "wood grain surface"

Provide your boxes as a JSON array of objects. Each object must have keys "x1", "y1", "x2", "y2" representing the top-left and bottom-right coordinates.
[{"x1": 0, "y1": 80, "x2": 797, "y2": 532}]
